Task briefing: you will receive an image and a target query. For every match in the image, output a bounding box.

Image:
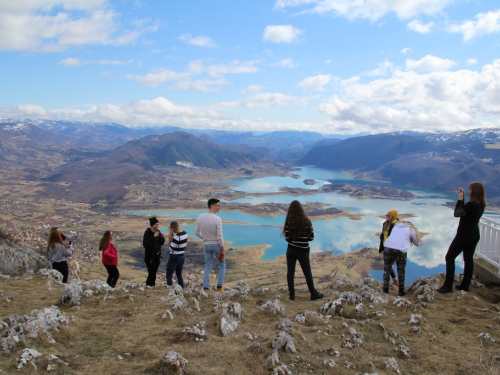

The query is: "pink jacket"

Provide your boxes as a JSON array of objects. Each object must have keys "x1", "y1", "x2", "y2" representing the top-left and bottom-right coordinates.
[{"x1": 102, "y1": 242, "x2": 118, "y2": 266}]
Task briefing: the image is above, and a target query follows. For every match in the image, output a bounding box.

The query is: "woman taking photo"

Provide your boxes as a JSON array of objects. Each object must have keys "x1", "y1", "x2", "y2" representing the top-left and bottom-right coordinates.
[
  {"x1": 99, "y1": 231, "x2": 119, "y2": 288},
  {"x1": 282, "y1": 200, "x2": 323, "y2": 301},
  {"x1": 438, "y1": 182, "x2": 486, "y2": 293},
  {"x1": 47, "y1": 228, "x2": 73, "y2": 283}
]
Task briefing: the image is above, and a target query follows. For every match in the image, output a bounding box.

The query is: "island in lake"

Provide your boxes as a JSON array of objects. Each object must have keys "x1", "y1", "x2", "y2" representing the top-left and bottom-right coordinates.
[{"x1": 303, "y1": 178, "x2": 317, "y2": 185}]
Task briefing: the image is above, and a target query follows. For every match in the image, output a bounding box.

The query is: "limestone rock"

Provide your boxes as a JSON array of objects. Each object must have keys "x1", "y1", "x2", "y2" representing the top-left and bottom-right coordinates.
[
  {"x1": 0, "y1": 239, "x2": 51, "y2": 276},
  {"x1": 1, "y1": 306, "x2": 68, "y2": 354},
  {"x1": 272, "y1": 331, "x2": 296, "y2": 353},
  {"x1": 220, "y1": 302, "x2": 244, "y2": 336},
  {"x1": 382, "y1": 357, "x2": 401, "y2": 374},
  {"x1": 160, "y1": 351, "x2": 188, "y2": 373},
  {"x1": 181, "y1": 322, "x2": 207, "y2": 341},
  {"x1": 60, "y1": 281, "x2": 84, "y2": 306},
  {"x1": 17, "y1": 348, "x2": 42, "y2": 369},
  {"x1": 266, "y1": 349, "x2": 280, "y2": 366},
  {"x1": 261, "y1": 299, "x2": 286, "y2": 316}
]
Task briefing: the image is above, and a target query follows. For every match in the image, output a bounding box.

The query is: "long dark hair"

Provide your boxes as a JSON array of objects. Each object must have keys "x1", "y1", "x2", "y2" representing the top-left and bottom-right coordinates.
[
  {"x1": 47, "y1": 229, "x2": 63, "y2": 251},
  {"x1": 99, "y1": 231, "x2": 111, "y2": 251},
  {"x1": 469, "y1": 182, "x2": 487, "y2": 208},
  {"x1": 281, "y1": 200, "x2": 312, "y2": 240}
]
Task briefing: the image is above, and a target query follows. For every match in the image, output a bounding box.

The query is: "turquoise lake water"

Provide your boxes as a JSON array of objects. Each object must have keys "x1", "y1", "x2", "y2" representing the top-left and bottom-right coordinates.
[{"x1": 125, "y1": 166, "x2": 492, "y2": 284}]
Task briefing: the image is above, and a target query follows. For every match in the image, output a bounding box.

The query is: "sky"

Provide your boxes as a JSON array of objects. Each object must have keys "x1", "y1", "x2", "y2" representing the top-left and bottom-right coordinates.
[{"x1": 0, "y1": 0, "x2": 500, "y2": 135}]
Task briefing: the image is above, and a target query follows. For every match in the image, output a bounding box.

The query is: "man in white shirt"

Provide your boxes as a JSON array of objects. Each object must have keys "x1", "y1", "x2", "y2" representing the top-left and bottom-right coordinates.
[{"x1": 195, "y1": 198, "x2": 226, "y2": 292}]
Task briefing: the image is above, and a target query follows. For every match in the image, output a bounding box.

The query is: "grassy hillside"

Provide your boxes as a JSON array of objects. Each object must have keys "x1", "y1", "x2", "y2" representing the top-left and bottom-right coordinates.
[{"x1": 1, "y1": 266, "x2": 499, "y2": 374}]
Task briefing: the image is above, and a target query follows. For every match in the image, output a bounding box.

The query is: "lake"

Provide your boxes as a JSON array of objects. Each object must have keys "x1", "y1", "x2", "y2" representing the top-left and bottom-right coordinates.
[{"x1": 126, "y1": 166, "x2": 490, "y2": 284}]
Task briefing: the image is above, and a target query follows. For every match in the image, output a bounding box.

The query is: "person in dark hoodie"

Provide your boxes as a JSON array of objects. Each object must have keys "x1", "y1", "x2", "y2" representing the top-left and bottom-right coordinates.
[{"x1": 143, "y1": 217, "x2": 165, "y2": 287}]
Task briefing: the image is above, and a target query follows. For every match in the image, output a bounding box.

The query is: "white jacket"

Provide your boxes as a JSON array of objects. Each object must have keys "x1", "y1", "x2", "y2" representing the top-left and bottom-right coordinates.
[{"x1": 384, "y1": 222, "x2": 422, "y2": 253}]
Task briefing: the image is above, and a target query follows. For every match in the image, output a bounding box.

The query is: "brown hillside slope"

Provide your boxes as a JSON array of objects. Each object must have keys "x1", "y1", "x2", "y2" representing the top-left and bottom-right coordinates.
[{"x1": 1, "y1": 270, "x2": 499, "y2": 374}]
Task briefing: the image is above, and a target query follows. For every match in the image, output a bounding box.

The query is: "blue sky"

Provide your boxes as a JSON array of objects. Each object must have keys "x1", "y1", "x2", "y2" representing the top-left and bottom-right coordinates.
[{"x1": 0, "y1": 0, "x2": 499, "y2": 135}]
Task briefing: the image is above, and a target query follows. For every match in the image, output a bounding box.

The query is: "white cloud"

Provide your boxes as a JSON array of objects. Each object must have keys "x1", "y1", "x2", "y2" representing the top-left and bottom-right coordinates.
[
  {"x1": 0, "y1": 1, "x2": 155, "y2": 52},
  {"x1": 317, "y1": 59, "x2": 500, "y2": 134},
  {"x1": 241, "y1": 85, "x2": 264, "y2": 95},
  {"x1": 271, "y1": 59, "x2": 299, "y2": 68},
  {"x1": 179, "y1": 34, "x2": 216, "y2": 47},
  {"x1": 263, "y1": 25, "x2": 302, "y2": 43},
  {"x1": 127, "y1": 69, "x2": 191, "y2": 87},
  {"x1": 59, "y1": 57, "x2": 82, "y2": 67},
  {"x1": 363, "y1": 60, "x2": 394, "y2": 76},
  {"x1": 218, "y1": 93, "x2": 309, "y2": 109},
  {"x1": 0, "y1": 96, "x2": 313, "y2": 132},
  {"x1": 169, "y1": 79, "x2": 228, "y2": 92},
  {"x1": 407, "y1": 20, "x2": 433, "y2": 33},
  {"x1": 447, "y1": 9, "x2": 500, "y2": 42},
  {"x1": 466, "y1": 58, "x2": 478, "y2": 66},
  {"x1": 98, "y1": 59, "x2": 134, "y2": 65},
  {"x1": 406, "y1": 55, "x2": 455, "y2": 72},
  {"x1": 274, "y1": 0, "x2": 455, "y2": 21},
  {"x1": 401, "y1": 47, "x2": 413, "y2": 54},
  {"x1": 127, "y1": 60, "x2": 258, "y2": 88},
  {"x1": 297, "y1": 74, "x2": 332, "y2": 91},
  {"x1": 58, "y1": 57, "x2": 133, "y2": 66},
  {"x1": 206, "y1": 60, "x2": 259, "y2": 77}
]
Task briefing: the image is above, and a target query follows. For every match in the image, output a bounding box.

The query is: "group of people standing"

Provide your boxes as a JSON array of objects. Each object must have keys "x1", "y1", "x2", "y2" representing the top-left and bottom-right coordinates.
[{"x1": 47, "y1": 181, "x2": 487, "y2": 298}]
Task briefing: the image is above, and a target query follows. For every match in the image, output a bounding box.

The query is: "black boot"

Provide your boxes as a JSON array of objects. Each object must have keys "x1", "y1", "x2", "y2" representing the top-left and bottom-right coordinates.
[
  {"x1": 311, "y1": 292, "x2": 324, "y2": 301},
  {"x1": 437, "y1": 285, "x2": 453, "y2": 293}
]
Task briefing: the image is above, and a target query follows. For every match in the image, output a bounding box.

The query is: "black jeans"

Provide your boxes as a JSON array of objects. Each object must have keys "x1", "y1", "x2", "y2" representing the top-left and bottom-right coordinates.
[
  {"x1": 286, "y1": 246, "x2": 317, "y2": 297},
  {"x1": 104, "y1": 265, "x2": 120, "y2": 288},
  {"x1": 444, "y1": 234, "x2": 479, "y2": 289},
  {"x1": 166, "y1": 254, "x2": 185, "y2": 288},
  {"x1": 383, "y1": 248, "x2": 407, "y2": 292},
  {"x1": 146, "y1": 258, "x2": 160, "y2": 286},
  {"x1": 52, "y1": 261, "x2": 69, "y2": 283}
]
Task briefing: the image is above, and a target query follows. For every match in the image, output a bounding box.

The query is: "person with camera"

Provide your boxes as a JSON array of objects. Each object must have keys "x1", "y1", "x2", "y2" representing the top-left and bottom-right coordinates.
[
  {"x1": 166, "y1": 221, "x2": 188, "y2": 288},
  {"x1": 143, "y1": 217, "x2": 165, "y2": 287},
  {"x1": 438, "y1": 183, "x2": 486, "y2": 293},
  {"x1": 99, "y1": 231, "x2": 119, "y2": 288},
  {"x1": 47, "y1": 228, "x2": 74, "y2": 283}
]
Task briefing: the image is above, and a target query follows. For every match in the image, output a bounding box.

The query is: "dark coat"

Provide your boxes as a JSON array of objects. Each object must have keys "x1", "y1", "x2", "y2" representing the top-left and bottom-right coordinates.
[
  {"x1": 143, "y1": 228, "x2": 165, "y2": 265},
  {"x1": 379, "y1": 220, "x2": 397, "y2": 253}
]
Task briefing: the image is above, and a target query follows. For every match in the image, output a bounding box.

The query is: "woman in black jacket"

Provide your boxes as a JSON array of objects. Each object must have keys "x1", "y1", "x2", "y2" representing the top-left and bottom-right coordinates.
[
  {"x1": 282, "y1": 200, "x2": 323, "y2": 301},
  {"x1": 143, "y1": 217, "x2": 165, "y2": 287},
  {"x1": 438, "y1": 182, "x2": 486, "y2": 293}
]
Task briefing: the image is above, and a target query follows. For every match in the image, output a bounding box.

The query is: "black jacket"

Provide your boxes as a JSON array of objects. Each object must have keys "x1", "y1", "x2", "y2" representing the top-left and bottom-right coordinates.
[
  {"x1": 379, "y1": 220, "x2": 397, "y2": 253},
  {"x1": 143, "y1": 228, "x2": 165, "y2": 265}
]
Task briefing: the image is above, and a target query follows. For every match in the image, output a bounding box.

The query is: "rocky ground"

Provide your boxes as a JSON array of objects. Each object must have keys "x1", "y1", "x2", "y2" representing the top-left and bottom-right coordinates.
[{"x1": 0, "y1": 239, "x2": 499, "y2": 375}]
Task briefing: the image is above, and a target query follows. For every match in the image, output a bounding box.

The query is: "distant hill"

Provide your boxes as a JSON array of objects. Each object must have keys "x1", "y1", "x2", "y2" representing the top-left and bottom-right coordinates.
[
  {"x1": 206, "y1": 130, "x2": 340, "y2": 160},
  {"x1": 300, "y1": 130, "x2": 500, "y2": 204},
  {"x1": 43, "y1": 132, "x2": 277, "y2": 203}
]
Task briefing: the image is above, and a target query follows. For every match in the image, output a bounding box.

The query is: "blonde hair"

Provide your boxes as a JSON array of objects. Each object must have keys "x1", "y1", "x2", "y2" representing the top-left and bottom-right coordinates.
[{"x1": 399, "y1": 220, "x2": 423, "y2": 245}]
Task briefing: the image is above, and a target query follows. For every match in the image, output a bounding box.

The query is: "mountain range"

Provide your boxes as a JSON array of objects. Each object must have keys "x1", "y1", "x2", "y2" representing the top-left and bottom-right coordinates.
[
  {"x1": 2, "y1": 119, "x2": 500, "y2": 205},
  {"x1": 300, "y1": 131, "x2": 500, "y2": 204}
]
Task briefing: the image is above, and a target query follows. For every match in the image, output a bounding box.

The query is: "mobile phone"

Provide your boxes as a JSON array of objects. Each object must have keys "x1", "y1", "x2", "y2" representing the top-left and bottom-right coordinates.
[{"x1": 69, "y1": 240, "x2": 72, "y2": 245}]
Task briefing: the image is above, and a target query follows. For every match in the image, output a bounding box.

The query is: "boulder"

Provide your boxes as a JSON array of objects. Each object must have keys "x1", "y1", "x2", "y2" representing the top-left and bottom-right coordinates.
[{"x1": 0, "y1": 239, "x2": 50, "y2": 276}]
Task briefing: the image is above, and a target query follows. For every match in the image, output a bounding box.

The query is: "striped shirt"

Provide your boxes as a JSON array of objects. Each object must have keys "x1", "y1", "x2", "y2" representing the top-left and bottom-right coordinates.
[
  {"x1": 284, "y1": 224, "x2": 314, "y2": 251},
  {"x1": 169, "y1": 231, "x2": 188, "y2": 255}
]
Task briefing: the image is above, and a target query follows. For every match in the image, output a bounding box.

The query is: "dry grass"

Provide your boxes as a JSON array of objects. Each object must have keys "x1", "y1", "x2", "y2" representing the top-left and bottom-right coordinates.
[{"x1": 1, "y1": 272, "x2": 500, "y2": 375}]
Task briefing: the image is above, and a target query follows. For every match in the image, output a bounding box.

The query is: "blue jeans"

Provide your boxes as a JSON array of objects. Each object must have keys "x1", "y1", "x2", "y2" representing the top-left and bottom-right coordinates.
[
  {"x1": 203, "y1": 244, "x2": 225, "y2": 288},
  {"x1": 166, "y1": 254, "x2": 185, "y2": 288}
]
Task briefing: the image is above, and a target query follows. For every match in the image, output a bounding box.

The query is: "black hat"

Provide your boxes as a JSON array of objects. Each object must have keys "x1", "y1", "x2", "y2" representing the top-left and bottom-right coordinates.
[{"x1": 149, "y1": 217, "x2": 159, "y2": 227}]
